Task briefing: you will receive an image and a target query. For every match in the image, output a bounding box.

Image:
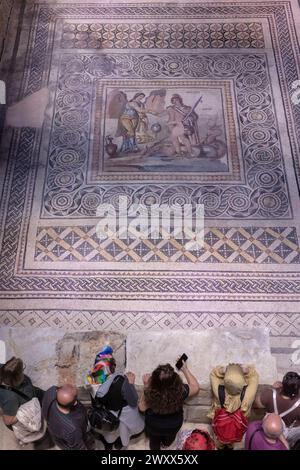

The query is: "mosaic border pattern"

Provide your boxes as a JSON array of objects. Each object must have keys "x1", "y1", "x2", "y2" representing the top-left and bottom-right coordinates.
[
  {"x1": 61, "y1": 21, "x2": 265, "y2": 50},
  {"x1": 0, "y1": 310, "x2": 298, "y2": 336},
  {"x1": 35, "y1": 226, "x2": 300, "y2": 264}
]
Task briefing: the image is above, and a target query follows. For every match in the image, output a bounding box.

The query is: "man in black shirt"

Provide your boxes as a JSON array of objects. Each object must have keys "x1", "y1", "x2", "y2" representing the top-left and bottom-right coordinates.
[{"x1": 42, "y1": 384, "x2": 90, "y2": 450}]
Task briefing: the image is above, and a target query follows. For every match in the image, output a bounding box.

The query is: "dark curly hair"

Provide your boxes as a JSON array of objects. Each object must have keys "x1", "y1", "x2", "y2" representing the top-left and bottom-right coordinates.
[
  {"x1": 144, "y1": 364, "x2": 187, "y2": 414},
  {"x1": 282, "y1": 372, "x2": 300, "y2": 399}
]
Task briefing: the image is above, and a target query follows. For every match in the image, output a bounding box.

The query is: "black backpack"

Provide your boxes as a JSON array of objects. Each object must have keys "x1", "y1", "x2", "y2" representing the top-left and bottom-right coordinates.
[{"x1": 88, "y1": 375, "x2": 126, "y2": 432}]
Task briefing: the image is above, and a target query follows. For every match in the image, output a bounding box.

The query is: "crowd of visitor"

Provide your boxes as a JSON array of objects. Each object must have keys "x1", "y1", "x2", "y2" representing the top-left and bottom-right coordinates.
[{"x1": 0, "y1": 347, "x2": 299, "y2": 451}]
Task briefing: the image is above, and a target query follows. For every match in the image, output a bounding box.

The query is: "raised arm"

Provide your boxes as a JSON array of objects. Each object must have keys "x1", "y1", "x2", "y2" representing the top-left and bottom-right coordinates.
[
  {"x1": 122, "y1": 372, "x2": 139, "y2": 407},
  {"x1": 138, "y1": 373, "x2": 151, "y2": 413},
  {"x1": 210, "y1": 366, "x2": 225, "y2": 400},
  {"x1": 1, "y1": 396, "x2": 19, "y2": 426},
  {"x1": 240, "y1": 366, "x2": 259, "y2": 415},
  {"x1": 180, "y1": 362, "x2": 200, "y2": 397}
]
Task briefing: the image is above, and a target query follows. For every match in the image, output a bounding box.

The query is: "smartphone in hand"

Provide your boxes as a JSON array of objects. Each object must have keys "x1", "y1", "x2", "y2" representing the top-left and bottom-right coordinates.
[{"x1": 176, "y1": 353, "x2": 188, "y2": 370}]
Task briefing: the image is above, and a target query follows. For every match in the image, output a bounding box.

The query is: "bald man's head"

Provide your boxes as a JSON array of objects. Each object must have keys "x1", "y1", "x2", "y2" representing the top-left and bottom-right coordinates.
[
  {"x1": 57, "y1": 384, "x2": 78, "y2": 410},
  {"x1": 262, "y1": 413, "x2": 283, "y2": 440}
]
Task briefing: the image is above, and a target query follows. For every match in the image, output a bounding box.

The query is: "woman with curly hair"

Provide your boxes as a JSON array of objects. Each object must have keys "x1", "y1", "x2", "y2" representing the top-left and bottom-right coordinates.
[{"x1": 139, "y1": 362, "x2": 200, "y2": 450}]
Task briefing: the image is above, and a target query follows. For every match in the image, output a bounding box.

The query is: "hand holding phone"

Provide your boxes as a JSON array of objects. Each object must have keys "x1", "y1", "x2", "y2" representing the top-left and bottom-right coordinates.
[{"x1": 176, "y1": 353, "x2": 188, "y2": 370}]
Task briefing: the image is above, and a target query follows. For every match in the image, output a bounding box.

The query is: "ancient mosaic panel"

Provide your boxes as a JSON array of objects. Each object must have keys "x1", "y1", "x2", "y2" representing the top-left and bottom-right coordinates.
[{"x1": 0, "y1": 2, "x2": 300, "y2": 308}]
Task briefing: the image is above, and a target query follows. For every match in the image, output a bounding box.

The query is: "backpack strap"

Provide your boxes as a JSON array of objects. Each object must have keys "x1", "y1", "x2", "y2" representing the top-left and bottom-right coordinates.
[
  {"x1": 44, "y1": 387, "x2": 61, "y2": 423},
  {"x1": 0, "y1": 383, "x2": 31, "y2": 402},
  {"x1": 278, "y1": 397, "x2": 300, "y2": 419},
  {"x1": 248, "y1": 427, "x2": 262, "y2": 450},
  {"x1": 45, "y1": 397, "x2": 57, "y2": 423},
  {"x1": 272, "y1": 388, "x2": 279, "y2": 414},
  {"x1": 94, "y1": 375, "x2": 126, "y2": 414},
  {"x1": 240, "y1": 385, "x2": 247, "y2": 402},
  {"x1": 218, "y1": 385, "x2": 226, "y2": 408},
  {"x1": 218, "y1": 384, "x2": 247, "y2": 408},
  {"x1": 112, "y1": 375, "x2": 125, "y2": 387},
  {"x1": 272, "y1": 388, "x2": 300, "y2": 418}
]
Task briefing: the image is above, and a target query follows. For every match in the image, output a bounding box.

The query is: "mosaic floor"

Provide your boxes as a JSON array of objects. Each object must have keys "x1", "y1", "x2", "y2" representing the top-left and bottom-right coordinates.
[{"x1": 0, "y1": 1, "x2": 300, "y2": 337}]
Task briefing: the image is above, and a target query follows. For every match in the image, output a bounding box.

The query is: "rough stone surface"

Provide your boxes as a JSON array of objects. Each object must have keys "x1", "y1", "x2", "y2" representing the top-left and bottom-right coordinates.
[
  {"x1": 56, "y1": 330, "x2": 126, "y2": 386},
  {"x1": 0, "y1": 328, "x2": 65, "y2": 389},
  {"x1": 126, "y1": 328, "x2": 278, "y2": 387},
  {"x1": 0, "y1": 328, "x2": 126, "y2": 389},
  {"x1": 1, "y1": 327, "x2": 277, "y2": 390}
]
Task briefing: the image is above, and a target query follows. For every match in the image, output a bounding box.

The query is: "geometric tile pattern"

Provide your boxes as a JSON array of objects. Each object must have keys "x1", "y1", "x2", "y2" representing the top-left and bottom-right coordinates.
[
  {"x1": 61, "y1": 21, "x2": 265, "y2": 49},
  {"x1": 0, "y1": 310, "x2": 298, "y2": 337},
  {"x1": 35, "y1": 226, "x2": 300, "y2": 264},
  {"x1": 1, "y1": 2, "x2": 300, "y2": 308}
]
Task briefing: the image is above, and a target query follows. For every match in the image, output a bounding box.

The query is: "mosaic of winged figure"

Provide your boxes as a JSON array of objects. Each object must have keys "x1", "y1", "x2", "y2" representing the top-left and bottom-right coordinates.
[{"x1": 107, "y1": 91, "x2": 153, "y2": 153}]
